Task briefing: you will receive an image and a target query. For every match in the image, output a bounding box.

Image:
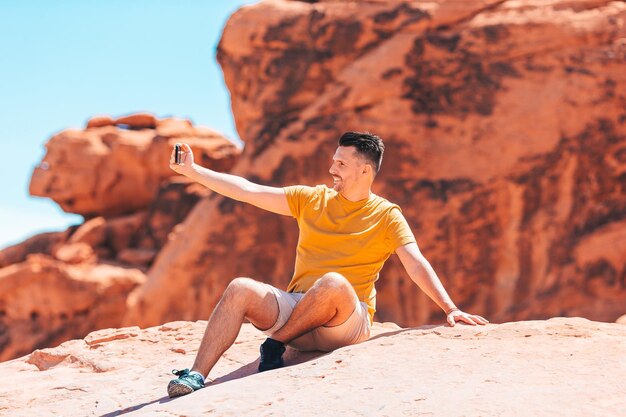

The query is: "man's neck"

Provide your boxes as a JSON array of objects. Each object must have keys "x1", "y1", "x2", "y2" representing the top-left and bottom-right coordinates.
[{"x1": 339, "y1": 187, "x2": 372, "y2": 202}]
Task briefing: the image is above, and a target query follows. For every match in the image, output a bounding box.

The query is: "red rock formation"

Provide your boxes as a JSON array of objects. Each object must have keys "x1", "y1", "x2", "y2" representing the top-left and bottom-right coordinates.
[
  {"x1": 0, "y1": 116, "x2": 240, "y2": 361},
  {"x1": 0, "y1": 255, "x2": 145, "y2": 362},
  {"x1": 29, "y1": 113, "x2": 240, "y2": 218},
  {"x1": 2, "y1": 177, "x2": 213, "y2": 269},
  {"x1": 5, "y1": 1, "x2": 626, "y2": 362},
  {"x1": 1, "y1": 318, "x2": 624, "y2": 416},
  {"x1": 114, "y1": 112, "x2": 157, "y2": 129},
  {"x1": 0, "y1": 177, "x2": 221, "y2": 360},
  {"x1": 86, "y1": 115, "x2": 115, "y2": 128},
  {"x1": 0, "y1": 230, "x2": 71, "y2": 269},
  {"x1": 125, "y1": 0, "x2": 626, "y2": 328}
]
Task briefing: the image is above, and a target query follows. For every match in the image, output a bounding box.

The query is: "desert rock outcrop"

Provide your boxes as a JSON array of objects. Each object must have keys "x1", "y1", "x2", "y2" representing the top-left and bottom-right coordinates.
[
  {"x1": 0, "y1": 115, "x2": 240, "y2": 360},
  {"x1": 29, "y1": 113, "x2": 240, "y2": 217},
  {"x1": 0, "y1": 318, "x2": 624, "y2": 416},
  {"x1": 124, "y1": 0, "x2": 626, "y2": 328},
  {"x1": 0, "y1": 255, "x2": 144, "y2": 362}
]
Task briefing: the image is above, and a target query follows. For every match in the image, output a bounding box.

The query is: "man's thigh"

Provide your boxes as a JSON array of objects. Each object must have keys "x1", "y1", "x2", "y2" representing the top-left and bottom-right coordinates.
[
  {"x1": 251, "y1": 284, "x2": 302, "y2": 332},
  {"x1": 259, "y1": 286, "x2": 370, "y2": 352},
  {"x1": 234, "y1": 278, "x2": 282, "y2": 331},
  {"x1": 293, "y1": 301, "x2": 370, "y2": 352}
]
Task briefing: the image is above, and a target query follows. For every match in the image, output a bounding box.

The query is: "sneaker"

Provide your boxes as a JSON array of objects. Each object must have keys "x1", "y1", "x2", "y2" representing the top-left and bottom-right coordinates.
[
  {"x1": 167, "y1": 368, "x2": 205, "y2": 398},
  {"x1": 258, "y1": 338, "x2": 286, "y2": 372}
]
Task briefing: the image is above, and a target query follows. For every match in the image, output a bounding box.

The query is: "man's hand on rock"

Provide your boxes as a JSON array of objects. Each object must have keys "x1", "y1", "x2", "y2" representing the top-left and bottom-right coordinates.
[
  {"x1": 446, "y1": 308, "x2": 489, "y2": 327},
  {"x1": 169, "y1": 143, "x2": 195, "y2": 175}
]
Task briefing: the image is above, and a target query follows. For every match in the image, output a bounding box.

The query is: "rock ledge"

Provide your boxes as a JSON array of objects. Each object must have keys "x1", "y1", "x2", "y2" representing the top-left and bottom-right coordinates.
[{"x1": 0, "y1": 317, "x2": 624, "y2": 416}]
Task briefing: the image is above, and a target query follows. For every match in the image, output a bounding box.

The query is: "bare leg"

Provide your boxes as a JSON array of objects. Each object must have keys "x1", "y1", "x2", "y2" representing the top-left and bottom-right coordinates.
[
  {"x1": 190, "y1": 277, "x2": 279, "y2": 377},
  {"x1": 270, "y1": 272, "x2": 358, "y2": 344}
]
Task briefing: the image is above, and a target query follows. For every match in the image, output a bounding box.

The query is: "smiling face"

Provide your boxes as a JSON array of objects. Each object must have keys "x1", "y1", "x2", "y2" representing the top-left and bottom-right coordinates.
[{"x1": 329, "y1": 146, "x2": 371, "y2": 194}]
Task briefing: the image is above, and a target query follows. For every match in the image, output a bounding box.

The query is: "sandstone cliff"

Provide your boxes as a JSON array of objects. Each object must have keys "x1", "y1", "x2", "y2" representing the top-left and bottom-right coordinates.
[
  {"x1": 124, "y1": 0, "x2": 626, "y2": 329},
  {"x1": 0, "y1": 318, "x2": 624, "y2": 416}
]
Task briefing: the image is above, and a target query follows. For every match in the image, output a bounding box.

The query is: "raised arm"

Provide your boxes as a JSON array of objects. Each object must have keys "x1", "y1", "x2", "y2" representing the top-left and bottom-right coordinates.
[
  {"x1": 395, "y1": 242, "x2": 488, "y2": 326},
  {"x1": 170, "y1": 143, "x2": 291, "y2": 216}
]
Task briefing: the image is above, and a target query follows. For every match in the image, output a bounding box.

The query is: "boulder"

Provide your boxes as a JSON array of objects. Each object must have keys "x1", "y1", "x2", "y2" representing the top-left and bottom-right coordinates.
[
  {"x1": 114, "y1": 112, "x2": 158, "y2": 129},
  {"x1": 155, "y1": 117, "x2": 195, "y2": 137},
  {"x1": 53, "y1": 242, "x2": 97, "y2": 264},
  {"x1": 86, "y1": 115, "x2": 115, "y2": 128},
  {"x1": 29, "y1": 113, "x2": 240, "y2": 218},
  {"x1": 67, "y1": 216, "x2": 107, "y2": 247},
  {"x1": 0, "y1": 230, "x2": 72, "y2": 268}
]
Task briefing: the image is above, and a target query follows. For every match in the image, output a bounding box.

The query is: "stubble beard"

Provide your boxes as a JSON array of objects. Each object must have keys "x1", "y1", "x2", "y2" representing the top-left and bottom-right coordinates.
[{"x1": 332, "y1": 177, "x2": 343, "y2": 192}]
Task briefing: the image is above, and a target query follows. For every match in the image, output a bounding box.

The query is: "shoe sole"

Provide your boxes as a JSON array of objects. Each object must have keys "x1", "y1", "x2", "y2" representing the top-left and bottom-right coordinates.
[{"x1": 167, "y1": 381, "x2": 194, "y2": 398}]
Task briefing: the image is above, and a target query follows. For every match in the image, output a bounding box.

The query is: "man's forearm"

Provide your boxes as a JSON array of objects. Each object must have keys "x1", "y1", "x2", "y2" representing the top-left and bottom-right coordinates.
[
  {"x1": 185, "y1": 163, "x2": 256, "y2": 203},
  {"x1": 408, "y1": 257, "x2": 457, "y2": 313},
  {"x1": 396, "y1": 243, "x2": 486, "y2": 325},
  {"x1": 173, "y1": 148, "x2": 290, "y2": 216}
]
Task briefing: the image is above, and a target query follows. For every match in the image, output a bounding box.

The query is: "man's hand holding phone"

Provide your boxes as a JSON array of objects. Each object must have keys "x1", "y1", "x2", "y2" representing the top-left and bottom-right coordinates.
[{"x1": 169, "y1": 143, "x2": 195, "y2": 175}]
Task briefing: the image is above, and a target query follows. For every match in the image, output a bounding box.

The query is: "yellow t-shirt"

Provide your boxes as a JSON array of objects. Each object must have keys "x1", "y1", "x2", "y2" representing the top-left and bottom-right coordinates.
[{"x1": 284, "y1": 185, "x2": 416, "y2": 324}]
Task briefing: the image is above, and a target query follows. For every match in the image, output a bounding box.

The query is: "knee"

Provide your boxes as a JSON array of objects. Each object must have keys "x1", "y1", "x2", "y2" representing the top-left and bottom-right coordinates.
[
  {"x1": 315, "y1": 272, "x2": 352, "y2": 295},
  {"x1": 224, "y1": 277, "x2": 255, "y2": 302}
]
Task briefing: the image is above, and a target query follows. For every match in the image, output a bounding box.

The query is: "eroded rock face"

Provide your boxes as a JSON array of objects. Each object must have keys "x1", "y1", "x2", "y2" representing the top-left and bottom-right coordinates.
[
  {"x1": 0, "y1": 177, "x2": 215, "y2": 360},
  {"x1": 0, "y1": 319, "x2": 624, "y2": 416},
  {"x1": 0, "y1": 230, "x2": 72, "y2": 269},
  {"x1": 125, "y1": 0, "x2": 626, "y2": 327},
  {"x1": 0, "y1": 116, "x2": 238, "y2": 360},
  {"x1": 0, "y1": 255, "x2": 145, "y2": 362},
  {"x1": 29, "y1": 113, "x2": 240, "y2": 218},
  {"x1": 2, "y1": 177, "x2": 211, "y2": 270}
]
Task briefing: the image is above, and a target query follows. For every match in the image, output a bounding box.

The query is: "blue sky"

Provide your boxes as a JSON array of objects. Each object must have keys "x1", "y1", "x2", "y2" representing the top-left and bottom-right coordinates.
[{"x1": 0, "y1": 0, "x2": 257, "y2": 249}]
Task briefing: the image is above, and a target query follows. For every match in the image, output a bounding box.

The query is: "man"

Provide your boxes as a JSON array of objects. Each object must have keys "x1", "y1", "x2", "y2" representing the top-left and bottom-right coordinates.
[{"x1": 166, "y1": 132, "x2": 488, "y2": 398}]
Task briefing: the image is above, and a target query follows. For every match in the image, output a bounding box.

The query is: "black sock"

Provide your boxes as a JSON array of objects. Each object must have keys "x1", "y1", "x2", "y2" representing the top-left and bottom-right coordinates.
[{"x1": 264, "y1": 338, "x2": 285, "y2": 348}]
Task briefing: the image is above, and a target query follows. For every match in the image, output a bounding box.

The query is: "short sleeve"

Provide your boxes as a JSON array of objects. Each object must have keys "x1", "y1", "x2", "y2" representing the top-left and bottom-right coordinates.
[
  {"x1": 283, "y1": 185, "x2": 316, "y2": 219},
  {"x1": 385, "y1": 207, "x2": 416, "y2": 252}
]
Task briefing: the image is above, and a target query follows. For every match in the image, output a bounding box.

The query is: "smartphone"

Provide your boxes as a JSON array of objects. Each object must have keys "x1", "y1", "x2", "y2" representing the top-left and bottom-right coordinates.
[{"x1": 174, "y1": 144, "x2": 181, "y2": 164}]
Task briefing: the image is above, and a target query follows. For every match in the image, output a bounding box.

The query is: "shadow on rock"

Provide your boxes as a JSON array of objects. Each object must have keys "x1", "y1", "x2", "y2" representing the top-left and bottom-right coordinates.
[{"x1": 212, "y1": 347, "x2": 326, "y2": 386}]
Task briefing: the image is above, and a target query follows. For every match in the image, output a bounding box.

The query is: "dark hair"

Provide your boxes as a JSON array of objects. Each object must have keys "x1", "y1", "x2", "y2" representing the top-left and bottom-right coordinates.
[{"x1": 338, "y1": 131, "x2": 385, "y2": 173}]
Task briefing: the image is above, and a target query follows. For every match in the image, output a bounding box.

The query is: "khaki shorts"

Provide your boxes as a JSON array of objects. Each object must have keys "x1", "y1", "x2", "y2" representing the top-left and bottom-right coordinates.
[{"x1": 260, "y1": 285, "x2": 371, "y2": 352}]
